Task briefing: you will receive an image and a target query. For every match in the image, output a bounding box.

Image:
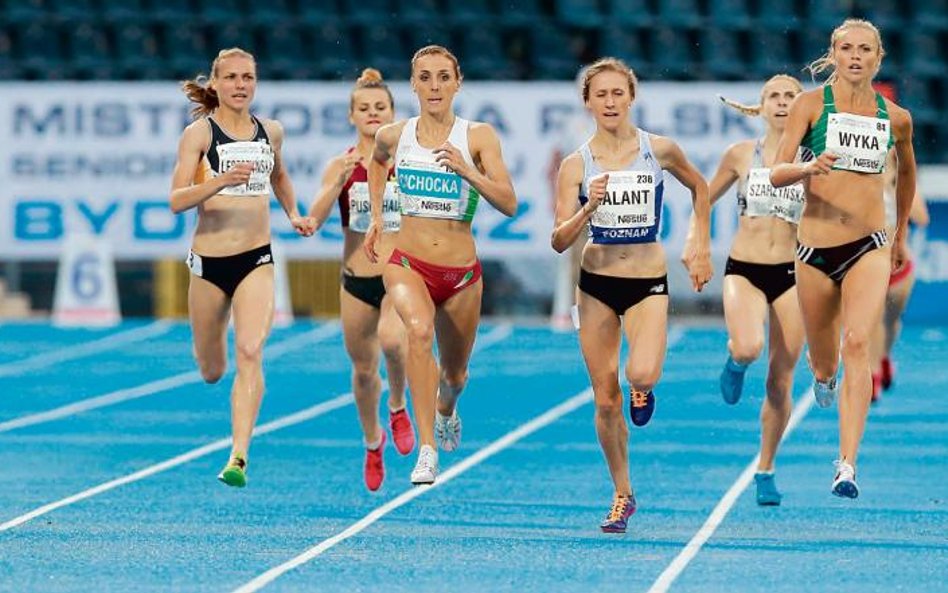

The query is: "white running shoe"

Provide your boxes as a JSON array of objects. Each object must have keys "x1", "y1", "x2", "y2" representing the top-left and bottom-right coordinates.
[
  {"x1": 832, "y1": 459, "x2": 859, "y2": 499},
  {"x1": 410, "y1": 445, "x2": 438, "y2": 485},
  {"x1": 813, "y1": 376, "x2": 839, "y2": 408},
  {"x1": 434, "y1": 409, "x2": 462, "y2": 452}
]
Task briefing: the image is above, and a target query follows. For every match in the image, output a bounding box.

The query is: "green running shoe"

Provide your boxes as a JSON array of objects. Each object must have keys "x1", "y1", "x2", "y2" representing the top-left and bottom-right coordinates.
[{"x1": 217, "y1": 454, "x2": 248, "y2": 488}]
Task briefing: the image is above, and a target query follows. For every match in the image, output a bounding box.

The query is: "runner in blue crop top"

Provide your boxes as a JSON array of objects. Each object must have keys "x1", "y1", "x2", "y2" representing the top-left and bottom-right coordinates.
[{"x1": 551, "y1": 58, "x2": 712, "y2": 533}]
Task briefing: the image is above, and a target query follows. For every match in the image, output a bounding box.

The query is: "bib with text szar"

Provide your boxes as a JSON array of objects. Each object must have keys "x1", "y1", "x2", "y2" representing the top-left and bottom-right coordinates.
[
  {"x1": 826, "y1": 113, "x2": 889, "y2": 174},
  {"x1": 215, "y1": 141, "x2": 274, "y2": 197},
  {"x1": 348, "y1": 181, "x2": 401, "y2": 233},
  {"x1": 745, "y1": 168, "x2": 804, "y2": 224}
]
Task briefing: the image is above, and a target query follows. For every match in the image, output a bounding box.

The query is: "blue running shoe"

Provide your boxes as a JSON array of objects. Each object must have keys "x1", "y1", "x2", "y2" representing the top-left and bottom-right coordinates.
[
  {"x1": 600, "y1": 493, "x2": 637, "y2": 533},
  {"x1": 813, "y1": 376, "x2": 839, "y2": 408},
  {"x1": 754, "y1": 472, "x2": 782, "y2": 506},
  {"x1": 720, "y1": 357, "x2": 748, "y2": 405},
  {"x1": 629, "y1": 390, "x2": 655, "y2": 427},
  {"x1": 831, "y1": 460, "x2": 859, "y2": 499}
]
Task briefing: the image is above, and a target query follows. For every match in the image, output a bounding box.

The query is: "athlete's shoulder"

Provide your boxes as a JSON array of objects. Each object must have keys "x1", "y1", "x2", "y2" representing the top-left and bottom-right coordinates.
[
  {"x1": 376, "y1": 119, "x2": 408, "y2": 145},
  {"x1": 883, "y1": 98, "x2": 912, "y2": 129},
  {"x1": 258, "y1": 118, "x2": 284, "y2": 141},
  {"x1": 468, "y1": 120, "x2": 501, "y2": 143},
  {"x1": 646, "y1": 133, "x2": 682, "y2": 158},
  {"x1": 559, "y1": 150, "x2": 585, "y2": 179},
  {"x1": 724, "y1": 139, "x2": 756, "y2": 159},
  {"x1": 791, "y1": 88, "x2": 825, "y2": 112},
  {"x1": 179, "y1": 118, "x2": 211, "y2": 148}
]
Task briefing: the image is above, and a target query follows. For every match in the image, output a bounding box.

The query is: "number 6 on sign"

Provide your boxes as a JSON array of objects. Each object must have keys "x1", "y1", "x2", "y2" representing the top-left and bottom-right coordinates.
[{"x1": 53, "y1": 234, "x2": 121, "y2": 327}]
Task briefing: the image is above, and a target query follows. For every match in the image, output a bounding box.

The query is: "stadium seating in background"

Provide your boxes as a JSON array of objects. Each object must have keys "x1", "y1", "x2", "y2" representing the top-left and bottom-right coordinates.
[
  {"x1": 699, "y1": 29, "x2": 748, "y2": 80},
  {"x1": 150, "y1": 0, "x2": 194, "y2": 24},
  {"x1": 360, "y1": 24, "x2": 410, "y2": 81},
  {"x1": 306, "y1": 22, "x2": 357, "y2": 79},
  {"x1": 555, "y1": 0, "x2": 605, "y2": 30},
  {"x1": 70, "y1": 23, "x2": 118, "y2": 80},
  {"x1": 342, "y1": 0, "x2": 392, "y2": 26},
  {"x1": 395, "y1": 0, "x2": 440, "y2": 25},
  {"x1": 446, "y1": 0, "x2": 494, "y2": 26},
  {"x1": 461, "y1": 27, "x2": 517, "y2": 80},
  {"x1": 599, "y1": 26, "x2": 651, "y2": 79},
  {"x1": 657, "y1": 0, "x2": 703, "y2": 29},
  {"x1": 650, "y1": 26, "x2": 697, "y2": 79},
  {"x1": 0, "y1": 0, "x2": 943, "y2": 164},
  {"x1": 911, "y1": 0, "x2": 948, "y2": 30},
  {"x1": 19, "y1": 20, "x2": 68, "y2": 80},
  {"x1": 707, "y1": 0, "x2": 753, "y2": 31},
  {"x1": 528, "y1": 20, "x2": 580, "y2": 80},
  {"x1": 101, "y1": 0, "x2": 149, "y2": 25},
  {"x1": 603, "y1": 0, "x2": 655, "y2": 28}
]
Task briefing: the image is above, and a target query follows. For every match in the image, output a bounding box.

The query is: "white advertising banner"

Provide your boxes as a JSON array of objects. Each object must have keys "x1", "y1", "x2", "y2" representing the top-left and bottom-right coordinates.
[{"x1": 0, "y1": 81, "x2": 765, "y2": 262}]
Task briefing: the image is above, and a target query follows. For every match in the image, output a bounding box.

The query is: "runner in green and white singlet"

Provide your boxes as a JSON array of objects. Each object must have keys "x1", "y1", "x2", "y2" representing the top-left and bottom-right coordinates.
[{"x1": 771, "y1": 19, "x2": 917, "y2": 500}]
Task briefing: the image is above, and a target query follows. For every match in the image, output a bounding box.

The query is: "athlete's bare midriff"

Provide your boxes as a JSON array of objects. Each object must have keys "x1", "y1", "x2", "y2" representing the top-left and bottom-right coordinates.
[
  {"x1": 192, "y1": 193, "x2": 271, "y2": 256},
  {"x1": 799, "y1": 171, "x2": 886, "y2": 247},
  {"x1": 394, "y1": 216, "x2": 477, "y2": 266},
  {"x1": 730, "y1": 216, "x2": 797, "y2": 263},
  {"x1": 344, "y1": 229, "x2": 396, "y2": 276},
  {"x1": 581, "y1": 241, "x2": 667, "y2": 278}
]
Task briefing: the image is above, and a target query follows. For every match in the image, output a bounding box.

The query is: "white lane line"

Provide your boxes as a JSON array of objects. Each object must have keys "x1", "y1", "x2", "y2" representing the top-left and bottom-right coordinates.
[
  {"x1": 230, "y1": 387, "x2": 596, "y2": 593},
  {"x1": 645, "y1": 387, "x2": 817, "y2": 593},
  {"x1": 0, "y1": 321, "x2": 174, "y2": 378},
  {"x1": 230, "y1": 325, "x2": 686, "y2": 593},
  {"x1": 0, "y1": 392, "x2": 356, "y2": 533},
  {"x1": 0, "y1": 323, "x2": 515, "y2": 532},
  {"x1": 0, "y1": 323, "x2": 341, "y2": 434}
]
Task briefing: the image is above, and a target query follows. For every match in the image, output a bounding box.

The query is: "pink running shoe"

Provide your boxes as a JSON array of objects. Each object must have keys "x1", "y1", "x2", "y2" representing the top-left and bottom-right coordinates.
[
  {"x1": 389, "y1": 408, "x2": 416, "y2": 455},
  {"x1": 364, "y1": 432, "x2": 386, "y2": 492}
]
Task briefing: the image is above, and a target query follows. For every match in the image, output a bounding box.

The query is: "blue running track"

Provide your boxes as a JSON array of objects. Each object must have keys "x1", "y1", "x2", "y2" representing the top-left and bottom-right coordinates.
[{"x1": 0, "y1": 320, "x2": 945, "y2": 592}]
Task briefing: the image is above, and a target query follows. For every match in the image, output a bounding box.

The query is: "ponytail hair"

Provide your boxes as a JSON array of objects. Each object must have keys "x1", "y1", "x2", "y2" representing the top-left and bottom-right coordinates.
[
  {"x1": 718, "y1": 74, "x2": 804, "y2": 117},
  {"x1": 181, "y1": 47, "x2": 256, "y2": 119},
  {"x1": 806, "y1": 19, "x2": 885, "y2": 85},
  {"x1": 350, "y1": 67, "x2": 394, "y2": 111}
]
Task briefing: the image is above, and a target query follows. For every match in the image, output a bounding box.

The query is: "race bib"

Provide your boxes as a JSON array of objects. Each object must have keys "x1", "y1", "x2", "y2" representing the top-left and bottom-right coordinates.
[
  {"x1": 216, "y1": 141, "x2": 274, "y2": 196},
  {"x1": 348, "y1": 181, "x2": 401, "y2": 233},
  {"x1": 397, "y1": 158, "x2": 465, "y2": 219},
  {"x1": 591, "y1": 171, "x2": 656, "y2": 230},
  {"x1": 826, "y1": 113, "x2": 889, "y2": 174},
  {"x1": 745, "y1": 168, "x2": 805, "y2": 224}
]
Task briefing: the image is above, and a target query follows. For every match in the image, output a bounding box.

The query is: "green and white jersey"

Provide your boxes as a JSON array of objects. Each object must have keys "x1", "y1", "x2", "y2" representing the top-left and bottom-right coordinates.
[
  {"x1": 395, "y1": 116, "x2": 480, "y2": 222},
  {"x1": 801, "y1": 85, "x2": 893, "y2": 174}
]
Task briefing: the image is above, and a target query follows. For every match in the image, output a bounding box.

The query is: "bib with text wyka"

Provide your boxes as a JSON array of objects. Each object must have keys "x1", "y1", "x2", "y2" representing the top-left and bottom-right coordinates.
[
  {"x1": 745, "y1": 168, "x2": 805, "y2": 224},
  {"x1": 826, "y1": 113, "x2": 889, "y2": 174},
  {"x1": 215, "y1": 141, "x2": 275, "y2": 196},
  {"x1": 348, "y1": 181, "x2": 401, "y2": 233},
  {"x1": 590, "y1": 171, "x2": 658, "y2": 243},
  {"x1": 397, "y1": 157, "x2": 478, "y2": 222}
]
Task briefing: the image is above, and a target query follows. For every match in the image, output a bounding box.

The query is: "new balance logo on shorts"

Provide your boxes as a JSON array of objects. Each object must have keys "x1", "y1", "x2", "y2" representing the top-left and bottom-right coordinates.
[
  {"x1": 649, "y1": 283, "x2": 665, "y2": 293},
  {"x1": 256, "y1": 254, "x2": 272, "y2": 265}
]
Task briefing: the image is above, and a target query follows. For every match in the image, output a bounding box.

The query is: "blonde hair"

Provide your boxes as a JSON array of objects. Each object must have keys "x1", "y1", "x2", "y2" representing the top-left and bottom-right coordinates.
[
  {"x1": 581, "y1": 57, "x2": 638, "y2": 102},
  {"x1": 410, "y1": 45, "x2": 462, "y2": 80},
  {"x1": 350, "y1": 67, "x2": 394, "y2": 111},
  {"x1": 807, "y1": 19, "x2": 886, "y2": 84},
  {"x1": 718, "y1": 74, "x2": 804, "y2": 117},
  {"x1": 181, "y1": 48, "x2": 256, "y2": 119}
]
